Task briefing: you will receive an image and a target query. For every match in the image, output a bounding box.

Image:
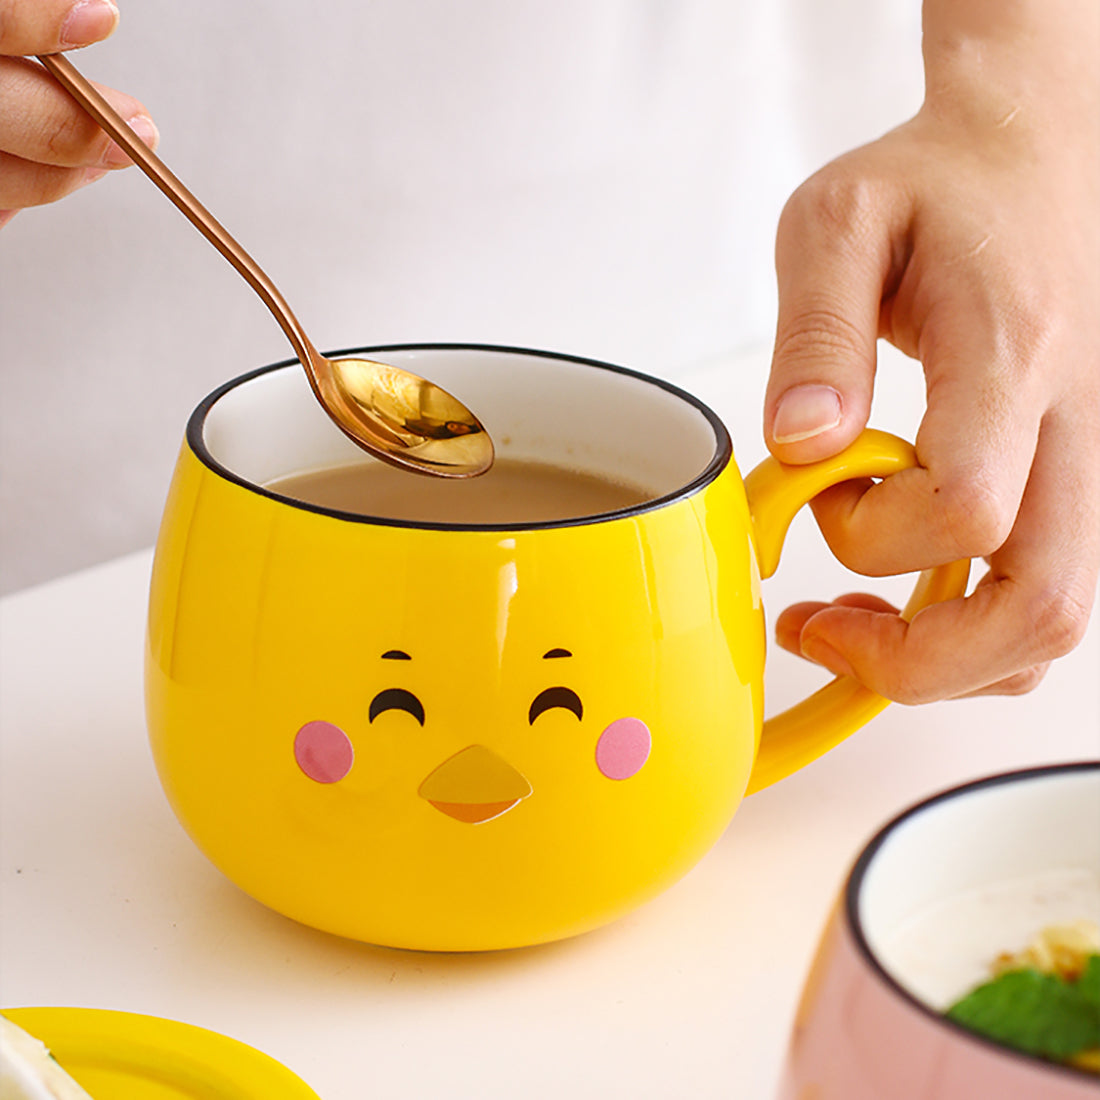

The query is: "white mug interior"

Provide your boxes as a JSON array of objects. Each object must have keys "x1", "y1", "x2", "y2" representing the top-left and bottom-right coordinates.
[
  {"x1": 197, "y1": 345, "x2": 727, "y2": 518},
  {"x1": 855, "y1": 764, "x2": 1100, "y2": 1011}
]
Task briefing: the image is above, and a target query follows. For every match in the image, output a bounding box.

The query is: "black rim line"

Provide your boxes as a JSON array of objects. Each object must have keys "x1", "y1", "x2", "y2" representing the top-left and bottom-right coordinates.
[
  {"x1": 843, "y1": 759, "x2": 1100, "y2": 1081},
  {"x1": 186, "y1": 342, "x2": 734, "y2": 532}
]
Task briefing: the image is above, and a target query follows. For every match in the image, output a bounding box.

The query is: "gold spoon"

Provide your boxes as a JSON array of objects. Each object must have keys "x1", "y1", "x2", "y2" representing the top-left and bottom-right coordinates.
[{"x1": 37, "y1": 51, "x2": 493, "y2": 478}]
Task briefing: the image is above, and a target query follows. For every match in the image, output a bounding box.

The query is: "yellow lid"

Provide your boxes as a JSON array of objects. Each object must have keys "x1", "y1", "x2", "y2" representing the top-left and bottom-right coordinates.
[{"x1": 1, "y1": 1008, "x2": 320, "y2": 1100}]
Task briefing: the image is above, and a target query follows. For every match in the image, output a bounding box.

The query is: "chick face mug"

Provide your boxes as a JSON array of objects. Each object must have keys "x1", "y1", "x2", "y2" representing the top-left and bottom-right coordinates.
[{"x1": 145, "y1": 344, "x2": 969, "y2": 951}]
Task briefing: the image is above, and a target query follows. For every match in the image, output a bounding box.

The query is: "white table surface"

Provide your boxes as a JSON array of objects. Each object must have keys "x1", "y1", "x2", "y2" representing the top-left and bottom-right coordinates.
[{"x1": 3, "y1": 351, "x2": 1099, "y2": 1099}]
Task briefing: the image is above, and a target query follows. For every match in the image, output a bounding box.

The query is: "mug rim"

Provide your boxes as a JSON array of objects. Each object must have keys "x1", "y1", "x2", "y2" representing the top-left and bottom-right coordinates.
[
  {"x1": 843, "y1": 759, "x2": 1100, "y2": 1083},
  {"x1": 186, "y1": 342, "x2": 734, "y2": 532}
]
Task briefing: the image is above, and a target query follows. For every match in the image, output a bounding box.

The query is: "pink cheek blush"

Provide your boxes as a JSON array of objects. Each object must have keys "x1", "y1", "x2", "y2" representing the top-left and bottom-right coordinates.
[
  {"x1": 595, "y1": 717, "x2": 651, "y2": 781},
  {"x1": 294, "y1": 720, "x2": 354, "y2": 784}
]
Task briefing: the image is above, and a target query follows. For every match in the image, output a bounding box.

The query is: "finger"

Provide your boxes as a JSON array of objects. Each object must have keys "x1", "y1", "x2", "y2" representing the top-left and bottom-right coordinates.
[
  {"x1": 0, "y1": 56, "x2": 155, "y2": 169},
  {"x1": 765, "y1": 153, "x2": 912, "y2": 464},
  {"x1": 953, "y1": 662, "x2": 1050, "y2": 699},
  {"x1": 806, "y1": 240, "x2": 1049, "y2": 577},
  {"x1": 775, "y1": 601, "x2": 830, "y2": 656},
  {"x1": 0, "y1": 0, "x2": 118, "y2": 56},
  {"x1": 799, "y1": 409, "x2": 1098, "y2": 701},
  {"x1": 795, "y1": 603, "x2": 1054, "y2": 697},
  {"x1": 0, "y1": 149, "x2": 105, "y2": 207},
  {"x1": 775, "y1": 594, "x2": 899, "y2": 656}
]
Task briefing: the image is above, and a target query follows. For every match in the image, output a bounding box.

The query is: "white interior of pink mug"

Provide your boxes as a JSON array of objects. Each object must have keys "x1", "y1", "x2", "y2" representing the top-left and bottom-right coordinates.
[{"x1": 855, "y1": 764, "x2": 1100, "y2": 1011}]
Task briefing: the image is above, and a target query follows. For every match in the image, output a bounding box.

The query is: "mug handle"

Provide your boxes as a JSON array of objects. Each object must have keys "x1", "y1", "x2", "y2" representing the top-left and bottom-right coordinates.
[{"x1": 741, "y1": 428, "x2": 971, "y2": 794}]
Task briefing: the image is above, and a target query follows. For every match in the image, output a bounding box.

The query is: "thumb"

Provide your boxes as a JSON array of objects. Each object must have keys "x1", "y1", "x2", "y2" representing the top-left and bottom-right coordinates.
[{"x1": 765, "y1": 164, "x2": 908, "y2": 464}]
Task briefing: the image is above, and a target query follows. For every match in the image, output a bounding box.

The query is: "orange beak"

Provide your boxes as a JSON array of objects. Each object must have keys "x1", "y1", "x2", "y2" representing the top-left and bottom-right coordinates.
[{"x1": 418, "y1": 745, "x2": 532, "y2": 824}]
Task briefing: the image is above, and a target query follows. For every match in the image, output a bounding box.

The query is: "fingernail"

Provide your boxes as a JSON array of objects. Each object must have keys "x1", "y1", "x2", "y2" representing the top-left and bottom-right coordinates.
[
  {"x1": 801, "y1": 635, "x2": 856, "y2": 679},
  {"x1": 101, "y1": 115, "x2": 159, "y2": 166},
  {"x1": 82, "y1": 166, "x2": 109, "y2": 186},
  {"x1": 129, "y1": 115, "x2": 159, "y2": 149},
  {"x1": 772, "y1": 384, "x2": 842, "y2": 444},
  {"x1": 60, "y1": 0, "x2": 119, "y2": 47}
]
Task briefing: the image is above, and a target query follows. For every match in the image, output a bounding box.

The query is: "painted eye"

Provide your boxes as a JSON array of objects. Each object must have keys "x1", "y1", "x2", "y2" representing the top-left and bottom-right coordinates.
[
  {"x1": 369, "y1": 688, "x2": 425, "y2": 726},
  {"x1": 528, "y1": 686, "x2": 583, "y2": 725}
]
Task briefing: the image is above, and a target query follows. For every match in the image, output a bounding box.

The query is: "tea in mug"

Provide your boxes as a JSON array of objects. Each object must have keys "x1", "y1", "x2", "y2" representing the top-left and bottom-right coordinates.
[{"x1": 266, "y1": 457, "x2": 653, "y2": 524}]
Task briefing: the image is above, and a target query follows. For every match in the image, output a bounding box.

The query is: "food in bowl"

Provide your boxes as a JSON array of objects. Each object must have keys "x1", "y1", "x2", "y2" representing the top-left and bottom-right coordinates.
[{"x1": 945, "y1": 921, "x2": 1100, "y2": 1071}]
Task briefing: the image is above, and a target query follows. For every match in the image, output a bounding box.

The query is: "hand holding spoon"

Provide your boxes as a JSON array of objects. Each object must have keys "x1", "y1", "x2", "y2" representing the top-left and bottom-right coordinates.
[{"x1": 37, "y1": 51, "x2": 493, "y2": 478}]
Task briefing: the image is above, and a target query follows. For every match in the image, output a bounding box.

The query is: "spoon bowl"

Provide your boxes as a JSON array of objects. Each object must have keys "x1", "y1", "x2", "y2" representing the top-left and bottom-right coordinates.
[
  {"x1": 37, "y1": 51, "x2": 493, "y2": 478},
  {"x1": 315, "y1": 354, "x2": 493, "y2": 474}
]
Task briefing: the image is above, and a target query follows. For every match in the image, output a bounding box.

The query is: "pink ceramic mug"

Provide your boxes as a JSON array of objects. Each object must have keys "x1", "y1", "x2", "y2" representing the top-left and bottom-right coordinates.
[{"x1": 780, "y1": 762, "x2": 1099, "y2": 1100}]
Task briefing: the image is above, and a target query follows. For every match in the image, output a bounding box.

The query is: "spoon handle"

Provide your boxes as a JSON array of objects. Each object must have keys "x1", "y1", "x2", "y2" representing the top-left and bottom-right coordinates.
[{"x1": 37, "y1": 52, "x2": 318, "y2": 368}]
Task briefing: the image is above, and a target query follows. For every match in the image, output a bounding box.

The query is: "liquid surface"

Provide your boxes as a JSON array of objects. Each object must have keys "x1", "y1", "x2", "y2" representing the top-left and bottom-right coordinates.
[
  {"x1": 876, "y1": 867, "x2": 1100, "y2": 1009},
  {"x1": 266, "y1": 457, "x2": 653, "y2": 524}
]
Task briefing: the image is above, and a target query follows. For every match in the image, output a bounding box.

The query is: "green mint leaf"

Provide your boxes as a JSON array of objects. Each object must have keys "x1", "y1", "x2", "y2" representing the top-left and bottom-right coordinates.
[
  {"x1": 1078, "y1": 955, "x2": 1100, "y2": 1011},
  {"x1": 946, "y1": 966, "x2": 1100, "y2": 1060}
]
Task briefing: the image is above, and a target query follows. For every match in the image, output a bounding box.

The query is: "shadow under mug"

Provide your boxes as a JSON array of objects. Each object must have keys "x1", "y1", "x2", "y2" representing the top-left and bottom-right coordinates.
[
  {"x1": 145, "y1": 344, "x2": 969, "y2": 951},
  {"x1": 780, "y1": 762, "x2": 1100, "y2": 1099}
]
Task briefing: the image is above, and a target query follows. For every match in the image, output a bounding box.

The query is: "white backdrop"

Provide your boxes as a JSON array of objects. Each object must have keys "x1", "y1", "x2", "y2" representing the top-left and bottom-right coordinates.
[{"x1": 0, "y1": 0, "x2": 924, "y2": 593}]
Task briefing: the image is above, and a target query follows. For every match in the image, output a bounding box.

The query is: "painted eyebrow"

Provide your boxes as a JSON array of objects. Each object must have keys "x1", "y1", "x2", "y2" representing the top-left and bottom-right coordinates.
[
  {"x1": 542, "y1": 648, "x2": 572, "y2": 659},
  {"x1": 529, "y1": 686, "x2": 583, "y2": 724},
  {"x1": 382, "y1": 650, "x2": 411, "y2": 660},
  {"x1": 369, "y1": 688, "x2": 425, "y2": 725}
]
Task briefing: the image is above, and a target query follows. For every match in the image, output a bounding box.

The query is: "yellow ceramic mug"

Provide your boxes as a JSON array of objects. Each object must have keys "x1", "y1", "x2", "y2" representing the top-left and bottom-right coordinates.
[{"x1": 146, "y1": 344, "x2": 969, "y2": 951}]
